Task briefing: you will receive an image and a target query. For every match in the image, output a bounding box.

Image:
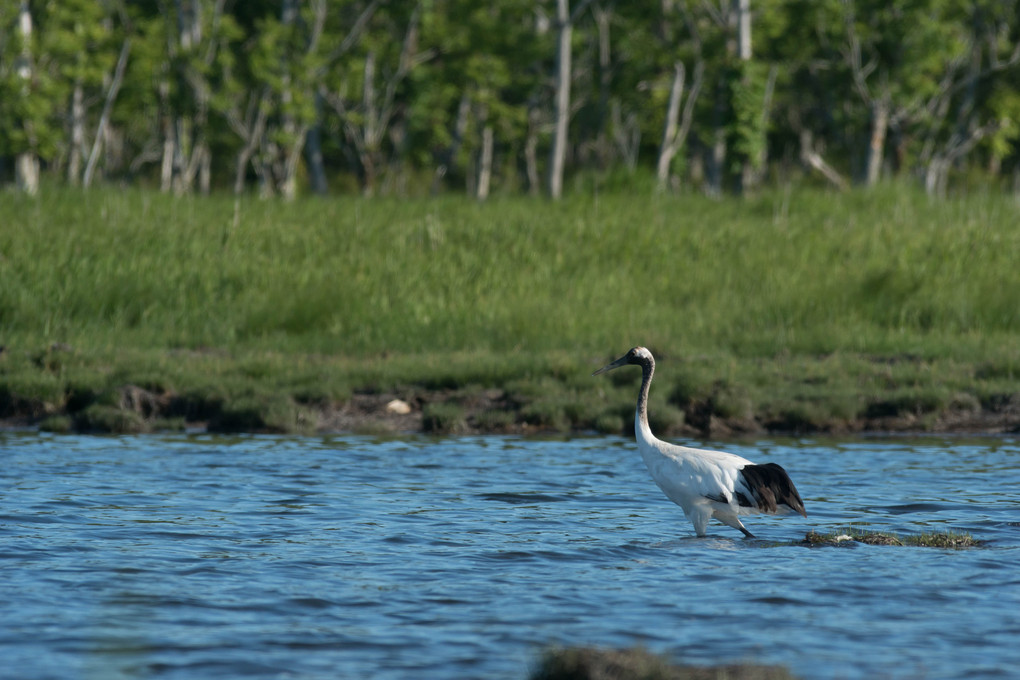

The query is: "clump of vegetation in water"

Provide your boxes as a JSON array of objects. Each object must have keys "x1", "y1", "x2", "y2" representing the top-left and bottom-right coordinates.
[
  {"x1": 802, "y1": 527, "x2": 981, "y2": 548},
  {"x1": 530, "y1": 646, "x2": 798, "y2": 680}
]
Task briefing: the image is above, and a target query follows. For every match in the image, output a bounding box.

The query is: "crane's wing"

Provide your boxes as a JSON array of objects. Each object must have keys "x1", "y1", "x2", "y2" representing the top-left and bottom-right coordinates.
[{"x1": 645, "y1": 444, "x2": 754, "y2": 508}]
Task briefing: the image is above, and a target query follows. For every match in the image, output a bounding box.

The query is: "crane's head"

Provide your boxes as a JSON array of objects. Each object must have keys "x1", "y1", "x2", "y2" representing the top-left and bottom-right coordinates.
[{"x1": 592, "y1": 346, "x2": 654, "y2": 376}]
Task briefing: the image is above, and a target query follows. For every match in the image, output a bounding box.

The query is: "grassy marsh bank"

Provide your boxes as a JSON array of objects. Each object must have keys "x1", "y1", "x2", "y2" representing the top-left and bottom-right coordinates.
[{"x1": 1, "y1": 185, "x2": 1018, "y2": 434}]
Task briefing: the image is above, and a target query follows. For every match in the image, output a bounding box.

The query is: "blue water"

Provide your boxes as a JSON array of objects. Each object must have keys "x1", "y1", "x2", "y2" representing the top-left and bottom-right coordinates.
[{"x1": 2, "y1": 433, "x2": 1018, "y2": 679}]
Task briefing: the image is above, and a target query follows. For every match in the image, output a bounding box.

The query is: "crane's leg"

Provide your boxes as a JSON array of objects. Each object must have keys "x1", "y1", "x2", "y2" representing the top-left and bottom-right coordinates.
[
  {"x1": 690, "y1": 509, "x2": 710, "y2": 537},
  {"x1": 715, "y1": 510, "x2": 756, "y2": 538}
]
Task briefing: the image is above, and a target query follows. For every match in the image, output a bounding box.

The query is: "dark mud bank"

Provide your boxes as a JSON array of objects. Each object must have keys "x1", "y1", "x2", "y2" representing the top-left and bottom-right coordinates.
[{"x1": 3, "y1": 383, "x2": 1019, "y2": 436}]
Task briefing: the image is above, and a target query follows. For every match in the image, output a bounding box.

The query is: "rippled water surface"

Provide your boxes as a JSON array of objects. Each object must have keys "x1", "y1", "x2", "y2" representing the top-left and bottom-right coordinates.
[{"x1": 2, "y1": 433, "x2": 1019, "y2": 679}]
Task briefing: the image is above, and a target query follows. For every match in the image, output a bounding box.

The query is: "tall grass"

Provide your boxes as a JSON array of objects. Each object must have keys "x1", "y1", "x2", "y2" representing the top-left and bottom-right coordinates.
[
  {"x1": 2, "y1": 184, "x2": 1018, "y2": 432},
  {"x1": 3, "y1": 183, "x2": 1018, "y2": 364}
]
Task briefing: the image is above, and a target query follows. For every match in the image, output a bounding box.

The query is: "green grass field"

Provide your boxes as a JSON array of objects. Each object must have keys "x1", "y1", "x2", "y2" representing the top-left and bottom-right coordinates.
[{"x1": 2, "y1": 184, "x2": 1018, "y2": 434}]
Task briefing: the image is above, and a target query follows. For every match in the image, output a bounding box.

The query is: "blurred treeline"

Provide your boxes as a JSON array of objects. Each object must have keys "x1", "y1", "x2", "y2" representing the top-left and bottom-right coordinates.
[{"x1": 2, "y1": 0, "x2": 1018, "y2": 199}]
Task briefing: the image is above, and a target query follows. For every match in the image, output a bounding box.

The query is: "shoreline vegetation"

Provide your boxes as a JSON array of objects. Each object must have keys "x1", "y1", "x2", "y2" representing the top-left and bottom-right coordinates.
[{"x1": 2, "y1": 185, "x2": 1019, "y2": 437}]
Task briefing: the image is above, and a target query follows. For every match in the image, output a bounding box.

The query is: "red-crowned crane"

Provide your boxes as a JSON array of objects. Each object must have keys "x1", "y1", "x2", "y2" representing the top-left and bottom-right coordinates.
[{"x1": 593, "y1": 346, "x2": 806, "y2": 538}]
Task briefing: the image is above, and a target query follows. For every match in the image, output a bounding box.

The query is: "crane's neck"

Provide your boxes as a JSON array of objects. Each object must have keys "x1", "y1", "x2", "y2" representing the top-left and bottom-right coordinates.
[{"x1": 634, "y1": 356, "x2": 655, "y2": 443}]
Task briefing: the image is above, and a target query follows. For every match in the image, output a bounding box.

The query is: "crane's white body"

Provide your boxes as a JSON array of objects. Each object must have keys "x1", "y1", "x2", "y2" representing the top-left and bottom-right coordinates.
[
  {"x1": 635, "y1": 413, "x2": 760, "y2": 537},
  {"x1": 594, "y1": 346, "x2": 806, "y2": 538}
]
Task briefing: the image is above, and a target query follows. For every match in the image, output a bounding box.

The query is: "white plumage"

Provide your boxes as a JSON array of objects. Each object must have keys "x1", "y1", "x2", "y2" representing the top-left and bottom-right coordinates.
[{"x1": 594, "y1": 346, "x2": 806, "y2": 538}]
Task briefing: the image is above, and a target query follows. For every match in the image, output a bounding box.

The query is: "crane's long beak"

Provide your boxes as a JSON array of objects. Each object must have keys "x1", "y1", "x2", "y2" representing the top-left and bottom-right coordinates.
[{"x1": 592, "y1": 353, "x2": 628, "y2": 376}]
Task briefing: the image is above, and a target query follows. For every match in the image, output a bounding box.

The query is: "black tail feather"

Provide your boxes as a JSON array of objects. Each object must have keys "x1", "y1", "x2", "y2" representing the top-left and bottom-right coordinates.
[{"x1": 739, "y1": 463, "x2": 807, "y2": 517}]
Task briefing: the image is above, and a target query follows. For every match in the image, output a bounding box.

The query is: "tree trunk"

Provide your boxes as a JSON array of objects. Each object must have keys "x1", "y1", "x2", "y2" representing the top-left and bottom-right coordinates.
[
  {"x1": 68, "y1": 81, "x2": 85, "y2": 185},
  {"x1": 656, "y1": 60, "x2": 703, "y2": 192},
  {"x1": 233, "y1": 135, "x2": 256, "y2": 196},
  {"x1": 924, "y1": 157, "x2": 948, "y2": 197},
  {"x1": 304, "y1": 95, "x2": 329, "y2": 195},
  {"x1": 865, "y1": 99, "x2": 889, "y2": 186},
  {"x1": 706, "y1": 2, "x2": 731, "y2": 199},
  {"x1": 744, "y1": 63, "x2": 776, "y2": 191},
  {"x1": 706, "y1": 126, "x2": 726, "y2": 197},
  {"x1": 593, "y1": 4, "x2": 612, "y2": 166},
  {"x1": 160, "y1": 93, "x2": 174, "y2": 194},
  {"x1": 230, "y1": 91, "x2": 269, "y2": 195},
  {"x1": 325, "y1": 3, "x2": 421, "y2": 197},
  {"x1": 169, "y1": 0, "x2": 210, "y2": 195},
  {"x1": 16, "y1": 154, "x2": 40, "y2": 195},
  {"x1": 734, "y1": 0, "x2": 752, "y2": 194},
  {"x1": 525, "y1": 106, "x2": 541, "y2": 197},
  {"x1": 359, "y1": 51, "x2": 379, "y2": 195},
  {"x1": 610, "y1": 101, "x2": 640, "y2": 169},
  {"x1": 548, "y1": 0, "x2": 572, "y2": 199},
  {"x1": 175, "y1": 0, "x2": 201, "y2": 49},
  {"x1": 198, "y1": 147, "x2": 211, "y2": 194},
  {"x1": 281, "y1": 126, "x2": 308, "y2": 201},
  {"x1": 799, "y1": 128, "x2": 849, "y2": 191},
  {"x1": 432, "y1": 93, "x2": 470, "y2": 193},
  {"x1": 278, "y1": 5, "x2": 300, "y2": 200},
  {"x1": 924, "y1": 122, "x2": 997, "y2": 197},
  {"x1": 657, "y1": 63, "x2": 686, "y2": 189},
  {"x1": 735, "y1": 0, "x2": 751, "y2": 60},
  {"x1": 275, "y1": 0, "x2": 311, "y2": 200},
  {"x1": 477, "y1": 123, "x2": 494, "y2": 201},
  {"x1": 83, "y1": 39, "x2": 131, "y2": 188},
  {"x1": 15, "y1": 1, "x2": 39, "y2": 195}
]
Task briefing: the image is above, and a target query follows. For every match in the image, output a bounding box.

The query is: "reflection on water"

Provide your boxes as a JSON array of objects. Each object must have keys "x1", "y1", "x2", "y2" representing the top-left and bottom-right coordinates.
[{"x1": 2, "y1": 433, "x2": 1018, "y2": 679}]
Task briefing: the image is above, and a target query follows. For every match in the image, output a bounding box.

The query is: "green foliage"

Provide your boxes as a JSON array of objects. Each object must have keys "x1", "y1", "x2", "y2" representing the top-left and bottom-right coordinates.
[
  {"x1": 730, "y1": 61, "x2": 771, "y2": 172},
  {"x1": 0, "y1": 2, "x2": 63, "y2": 159},
  {"x1": 40, "y1": 0, "x2": 117, "y2": 86}
]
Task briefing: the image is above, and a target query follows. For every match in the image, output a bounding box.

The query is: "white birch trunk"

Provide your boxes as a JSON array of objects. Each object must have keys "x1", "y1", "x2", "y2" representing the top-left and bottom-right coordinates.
[
  {"x1": 68, "y1": 82, "x2": 85, "y2": 185},
  {"x1": 304, "y1": 95, "x2": 329, "y2": 195},
  {"x1": 656, "y1": 63, "x2": 686, "y2": 190},
  {"x1": 865, "y1": 99, "x2": 889, "y2": 186},
  {"x1": 477, "y1": 124, "x2": 493, "y2": 201},
  {"x1": 525, "y1": 107, "x2": 541, "y2": 196},
  {"x1": 548, "y1": 0, "x2": 571, "y2": 199},
  {"x1": 799, "y1": 129, "x2": 848, "y2": 191},
  {"x1": 735, "y1": 0, "x2": 752, "y2": 193},
  {"x1": 277, "y1": 0, "x2": 301, "y2": 200},
  {"x1": 16, "y1": 1, "x2": 39, "y2": 195},
  {"x1": 735, "y1": 0, "x2": 751, "y2": 60},
  {"x1": 83, "y1": 39, "x2": 131, "y2": 188}
]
